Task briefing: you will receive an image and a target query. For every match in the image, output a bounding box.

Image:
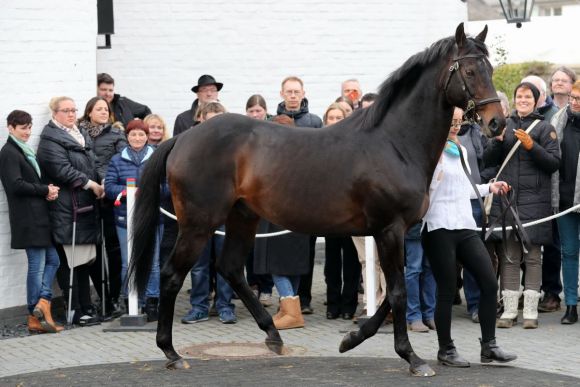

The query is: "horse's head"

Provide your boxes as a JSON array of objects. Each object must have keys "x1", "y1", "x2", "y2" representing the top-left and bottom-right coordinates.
[{"x1": 444, "y1": 23, "x2": 505, "y2": 137}]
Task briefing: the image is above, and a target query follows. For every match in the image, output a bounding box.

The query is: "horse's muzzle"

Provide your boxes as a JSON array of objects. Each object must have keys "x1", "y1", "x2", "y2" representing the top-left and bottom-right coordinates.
[{"x1": 486, "y1": 116, "x2": 505, "y2": 137}]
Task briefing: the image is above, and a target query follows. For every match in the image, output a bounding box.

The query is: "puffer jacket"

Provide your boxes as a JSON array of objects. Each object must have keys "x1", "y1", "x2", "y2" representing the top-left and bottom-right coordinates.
[
  {"x1": 484, "y1": 111, "x2": 560, "y2": 244},
  {"x1": 36, "y1": 121, "x2": 101, "y2": 245},
  {"x1": 105, "y1": 145, "x2": 155, "y2": 228}
]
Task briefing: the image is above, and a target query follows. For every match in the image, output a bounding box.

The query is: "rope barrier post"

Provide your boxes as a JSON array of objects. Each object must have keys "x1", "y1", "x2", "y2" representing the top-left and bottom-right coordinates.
[
  {"x1": 118, "y1": 178, "x2": 148, "y2": 328},
  {"x1": 365, "y1": 236, "x2": 376, "y2": 317}
]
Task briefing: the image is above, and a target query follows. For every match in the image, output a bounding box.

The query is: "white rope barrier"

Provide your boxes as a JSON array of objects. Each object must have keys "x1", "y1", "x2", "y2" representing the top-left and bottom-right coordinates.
[
  {"x1": 478, "y1": 203, "x2": 580, "y2": 232},
  {"x1": 159, "y1": 207, "x2": 293, "y2": 238}
]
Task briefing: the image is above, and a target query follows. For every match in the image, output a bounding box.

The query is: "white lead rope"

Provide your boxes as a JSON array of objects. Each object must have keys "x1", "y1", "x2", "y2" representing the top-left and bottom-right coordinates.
[
  {"x1": 478, "y1": 203, "x2": 580, "y2": 232},
  {"x1": 159, "y1": 207, "x2": 293, "y2": 238}
]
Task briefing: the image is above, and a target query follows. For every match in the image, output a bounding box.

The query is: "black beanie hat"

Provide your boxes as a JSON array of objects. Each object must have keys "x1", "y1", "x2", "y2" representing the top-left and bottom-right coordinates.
[{"x1": 514, "y1": 82, "x2": 540, "y2": 106}]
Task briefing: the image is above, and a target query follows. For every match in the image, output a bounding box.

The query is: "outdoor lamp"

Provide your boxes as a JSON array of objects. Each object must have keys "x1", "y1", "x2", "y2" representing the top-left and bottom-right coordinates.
[{"x1": 498, "y1": 0, "x2": 535, "y2": 28}]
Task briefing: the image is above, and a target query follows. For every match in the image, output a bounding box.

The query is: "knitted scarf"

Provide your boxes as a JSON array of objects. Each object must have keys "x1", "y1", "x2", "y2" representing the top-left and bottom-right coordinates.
[
  {"x1": 10, "y1": 134, "x2": 41, "y2": 177},
  {"x1": 78, "y1": 119, "x2": 108, "y2": 138}
]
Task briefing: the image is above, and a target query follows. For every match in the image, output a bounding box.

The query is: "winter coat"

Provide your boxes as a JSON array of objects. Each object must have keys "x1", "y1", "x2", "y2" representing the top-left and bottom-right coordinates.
[
  {"x1": 110, "y1": 94, "x2": 151, "y2": 128},
  {"x1": 173, "y1": 99, "x2": 200, "y2": 136},
  {"x1": 87, "y1": 123, "x2": 127, "y2": 182},
  {"x1": 253, "y1": 220, "x2": 310, "y2": 276},
  {"x1": 105, "y1": 145, "x2": 155, "y2": 228},
  {"x1": 484, "y1": 111, "x2": 560, "y2": 244},
  {"x1": 550, "y1": 106, "x2": 580, "y2": 211},
  {"x1": 36, "y1": 121, "x2": 101, "y2": 245},
  {"x1": 0, "y1": 137, "x2": 53, "y2": 248},
  {"x1": 276, "y1": 98, "x2": 323, "y2": 128},
  {"x1": 538, "y1": 96, "x2": 559, "y2": 124}
]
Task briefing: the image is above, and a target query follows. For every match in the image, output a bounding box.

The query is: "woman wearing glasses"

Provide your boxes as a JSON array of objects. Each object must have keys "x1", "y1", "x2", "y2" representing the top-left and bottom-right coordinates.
[
  {"x1": 422, "y1": 107, "x2": 516, "y2": 367},
  {"x1": 485, "y1": 82, "x2": 560, "y2": 330},
  {"x1": 551, "y1": 80, "x2": 580, "y2": 325},
  {"x1": 37, "y1": 96, "x2": 103, "y2": 326}
]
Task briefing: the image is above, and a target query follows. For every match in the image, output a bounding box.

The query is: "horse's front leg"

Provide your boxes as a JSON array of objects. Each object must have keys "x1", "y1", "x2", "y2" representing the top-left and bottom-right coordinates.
[
  {"x1": 217, "y1": 208, "x2": 283, "y2": 354},
  {"x1": 376, "y1": 226, "x2": 435, "y2": 377}
]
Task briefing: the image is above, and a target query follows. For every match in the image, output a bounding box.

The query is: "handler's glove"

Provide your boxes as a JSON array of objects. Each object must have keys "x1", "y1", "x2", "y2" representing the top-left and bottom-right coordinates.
[{"x1": 514, "y1": 129, "x2": 533, "y2": 151}]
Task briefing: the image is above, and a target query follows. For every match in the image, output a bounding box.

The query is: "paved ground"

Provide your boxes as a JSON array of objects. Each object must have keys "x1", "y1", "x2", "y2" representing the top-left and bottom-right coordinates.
[{"x1": 1, "y1": 244, "x2": 580, "y2": 385}]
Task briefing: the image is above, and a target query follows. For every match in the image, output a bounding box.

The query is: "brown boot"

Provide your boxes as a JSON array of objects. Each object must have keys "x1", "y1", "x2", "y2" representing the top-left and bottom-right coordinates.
[
  {"x1": 274, "y1": 296, "x2": 304, "y2": 330},
  {"x1": 28, "y1": 315, "x2": 47, "y2": 334},
  {"x1": 33, "y1": 299, "x2": 64, "y2": 333}
]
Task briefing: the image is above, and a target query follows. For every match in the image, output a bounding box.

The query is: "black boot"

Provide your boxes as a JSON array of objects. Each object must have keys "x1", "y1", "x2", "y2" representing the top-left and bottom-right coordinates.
[
  {"x1": 561, "y1": 305, "x2": 578, "y2": 325},
  {"x1": 480, "y1": 338, "x2": 517, "y2": 363},
  {"x1": 437, "y1": 341, "x2": 470, "y2": 367},
  {"x1": 145, "y1": 298, "x2": 159, "y2": 322}
]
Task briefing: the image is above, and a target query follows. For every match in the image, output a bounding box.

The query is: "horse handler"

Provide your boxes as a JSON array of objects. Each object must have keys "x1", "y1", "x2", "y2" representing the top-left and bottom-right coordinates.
[{"x1": 421, "y1": 108, "x2": 517, "y2": 367}]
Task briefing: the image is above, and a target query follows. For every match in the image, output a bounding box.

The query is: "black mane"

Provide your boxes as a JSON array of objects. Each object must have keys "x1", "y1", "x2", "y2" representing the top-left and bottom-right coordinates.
[{"x1": 361, "y1": 35, "x2": 488, "y2": 130}]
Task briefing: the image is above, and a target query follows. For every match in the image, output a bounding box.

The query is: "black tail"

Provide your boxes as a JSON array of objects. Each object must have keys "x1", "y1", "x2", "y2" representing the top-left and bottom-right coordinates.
[{"x1": 128, "y1": 136, "x2": 177, "y2": 293}]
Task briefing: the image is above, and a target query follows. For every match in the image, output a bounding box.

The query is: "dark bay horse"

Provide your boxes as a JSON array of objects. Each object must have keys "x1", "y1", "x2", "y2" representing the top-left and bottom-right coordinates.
[{"x1": 130, "y1": 23, "x2": 505, "y2": 377}]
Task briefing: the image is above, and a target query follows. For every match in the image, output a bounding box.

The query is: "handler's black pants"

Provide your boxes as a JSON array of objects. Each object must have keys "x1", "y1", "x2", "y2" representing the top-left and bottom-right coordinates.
[{"x1": 422, "y1": 229, "x2": 497, "y2": 347}]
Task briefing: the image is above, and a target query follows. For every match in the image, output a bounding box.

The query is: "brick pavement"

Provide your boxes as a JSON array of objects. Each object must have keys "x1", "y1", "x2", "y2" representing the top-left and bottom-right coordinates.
[{"x1": 1, "y1": 245, "x2": 580, "y2": 382}]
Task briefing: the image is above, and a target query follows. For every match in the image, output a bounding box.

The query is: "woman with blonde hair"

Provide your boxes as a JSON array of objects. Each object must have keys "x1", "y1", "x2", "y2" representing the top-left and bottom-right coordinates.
[{"x1": 144, "y1": 114, "x2": 169, "y2": 146}]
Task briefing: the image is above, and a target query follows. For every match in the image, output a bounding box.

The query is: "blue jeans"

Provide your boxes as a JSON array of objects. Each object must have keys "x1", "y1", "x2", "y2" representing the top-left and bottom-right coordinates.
[
  {"x1": 463, "y1": 199, "x2": 482, "y2": 314},
  {"x1": 557, "y1": 213, "x2": 580, "y2": 306},
  {"x1": 189, "y1": 226, "x2": 235, "y2": 313},
  {"x1": 25, "y1": 247, "x2": 60, "y2": 314},
  {"x1": 117, "y1": 225, "x2": 162, "y2": 301},
  {"x1": 405, "y1": 223, "x2": 436, "y2": 323},
  {"x1": 272, "y1": 275, "x2": 300, "y2": 297}
]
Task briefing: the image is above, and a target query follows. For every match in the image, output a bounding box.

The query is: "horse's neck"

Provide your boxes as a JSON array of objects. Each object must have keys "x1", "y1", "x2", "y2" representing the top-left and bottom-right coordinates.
[{"x1": 392, "y1": 66, "x2": 453, "y2": 175}]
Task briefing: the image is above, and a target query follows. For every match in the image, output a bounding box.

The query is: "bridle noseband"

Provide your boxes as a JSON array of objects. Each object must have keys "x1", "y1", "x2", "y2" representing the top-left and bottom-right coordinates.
[{"x1": 444, "y1": 54, "x2": 500, "y2": 120}]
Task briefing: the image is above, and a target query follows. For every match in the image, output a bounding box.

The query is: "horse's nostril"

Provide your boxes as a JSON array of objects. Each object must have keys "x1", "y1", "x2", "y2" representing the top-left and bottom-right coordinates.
[{"x1": 489, "y1": 118, "x2": 498, "y2": 134}]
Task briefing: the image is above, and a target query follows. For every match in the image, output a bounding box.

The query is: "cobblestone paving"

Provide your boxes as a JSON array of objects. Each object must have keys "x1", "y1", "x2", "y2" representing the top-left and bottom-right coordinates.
[{"x1": 1, "y1": 245, "x2": 579, "y2": 383}]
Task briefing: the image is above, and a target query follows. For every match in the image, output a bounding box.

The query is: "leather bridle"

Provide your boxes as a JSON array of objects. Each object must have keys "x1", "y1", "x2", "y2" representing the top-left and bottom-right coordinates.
[{"x1": 444, "y1": 54, "x2": 500, "y2": 120}]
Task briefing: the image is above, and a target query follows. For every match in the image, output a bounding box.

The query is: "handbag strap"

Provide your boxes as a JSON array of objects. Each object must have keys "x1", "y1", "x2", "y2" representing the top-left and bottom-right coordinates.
[{"x1": 494, "y1": 119, "x2": 540, "y2": 180}]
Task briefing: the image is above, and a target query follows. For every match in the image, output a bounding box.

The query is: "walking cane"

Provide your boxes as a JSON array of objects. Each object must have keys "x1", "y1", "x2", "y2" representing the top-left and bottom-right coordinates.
[
  {"x1": 66, "y1": 188, "x2": 94, "y2": 326},
  {"x1": 100, "y1": 218, "x2": 109, "y2": 319}
]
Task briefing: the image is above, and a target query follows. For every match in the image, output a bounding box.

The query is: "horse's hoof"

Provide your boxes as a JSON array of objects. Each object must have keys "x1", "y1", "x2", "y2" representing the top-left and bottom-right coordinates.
[
  {"x1": 166, "y1": 358, "x2": 191, "y2": 370},
  {"x1": 339, "y1": 331, "x2": 363, "y2": 353},
  {"x1": 265, "y1": 338, "x2": 285, "y2": 355},
  {"x1": 410, "y1": 363, "x2": 435, "y2": 377}
]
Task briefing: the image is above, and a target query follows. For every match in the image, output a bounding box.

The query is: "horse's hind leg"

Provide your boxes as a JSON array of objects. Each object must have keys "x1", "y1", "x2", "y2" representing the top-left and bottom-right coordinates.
[
  {"x1": 216, "y1": 205, "x2": 284, "y2": 354},
  {"x1": 157, "y1": 230, "x2": 210, "y2": 369},
  {"x1": 339, "y1": 298, "x2": 392, "y2": 353},
  {"x1": 376, "y1": 227, "x2": 435, "y2": 377}
]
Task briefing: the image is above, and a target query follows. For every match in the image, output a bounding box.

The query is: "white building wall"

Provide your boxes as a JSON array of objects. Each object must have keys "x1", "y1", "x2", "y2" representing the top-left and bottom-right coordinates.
[
  {"x1": 0, "y1": 0, "x2": 97, "y2": 310},
  {"x1": 468, "y1": 11, "x2": 580, "y2": 66},
  {"x1": 97, "y1": 0, "x2": 467, "y2": 130},
  {"x1": 0, "y1": 0, "x2": 467, "y2": 312}
]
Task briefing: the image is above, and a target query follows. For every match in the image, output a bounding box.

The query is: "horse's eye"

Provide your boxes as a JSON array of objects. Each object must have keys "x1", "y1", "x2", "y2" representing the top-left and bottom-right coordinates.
[{"x1": 465, "y1": 69, "x2": 475, "y2": 77}]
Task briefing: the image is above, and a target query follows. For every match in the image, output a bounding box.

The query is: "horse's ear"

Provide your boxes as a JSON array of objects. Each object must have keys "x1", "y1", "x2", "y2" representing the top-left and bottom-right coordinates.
[
  {"x1": 455, "y1": 22, "x2": 466, "y2": 49},
  {"x1": 475, "y1": 25, "x2": 488, "y2": 43}
]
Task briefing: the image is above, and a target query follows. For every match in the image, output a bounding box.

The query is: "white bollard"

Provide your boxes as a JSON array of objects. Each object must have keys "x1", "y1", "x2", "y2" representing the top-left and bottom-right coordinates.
[
  {"x1": 126, "y1": 178, "x2": 139, "y2": 316},
  {"x1": 365, "y1": 236, "x2": 376, "y2": 316}
]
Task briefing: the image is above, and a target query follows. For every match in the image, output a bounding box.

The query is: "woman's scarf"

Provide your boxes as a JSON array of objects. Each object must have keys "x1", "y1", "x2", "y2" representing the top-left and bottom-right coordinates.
[
  {"x1": 51, "y1": 119, "x2": 85, "y2": 147},
  {"x1": 78, "y1": 119, "x2": 108, "y2": 138},
  {"x1": 127, "y1": 145, "x2": 149, "y2": 165},
  {"x1": 444, "y1": 139, "x2": 460, "y2": 157},
  {"x1": 10, "y1": 134, "x2": 41, "y2": 177}
]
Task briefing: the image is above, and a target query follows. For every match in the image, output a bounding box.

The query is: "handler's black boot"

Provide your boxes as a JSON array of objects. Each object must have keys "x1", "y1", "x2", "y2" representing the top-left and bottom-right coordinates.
[
  {"x1": 480, "y1": 338, "x2": 517, "y2": 363},
  {"x1": 437, "y1": 341, "x2": 470, "y2": 367}
]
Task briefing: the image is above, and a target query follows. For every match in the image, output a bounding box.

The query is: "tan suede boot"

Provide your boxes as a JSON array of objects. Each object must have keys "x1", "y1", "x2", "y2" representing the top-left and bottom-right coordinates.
[
  {"x1": 33, "y1": 299, "x2": 64, "y2": 333},
  {"x1": 27, "y1": 315, "x2": 47, "y2": 334},
  {"x1": 274, "y1": 296, "x2": 305, "y2": 330}
]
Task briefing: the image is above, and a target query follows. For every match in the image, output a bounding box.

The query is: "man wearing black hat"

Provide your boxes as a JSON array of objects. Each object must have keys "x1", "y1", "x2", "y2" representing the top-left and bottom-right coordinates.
[{"x1": 173, "y1": 74, "x2": 223, "y2": 136}]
